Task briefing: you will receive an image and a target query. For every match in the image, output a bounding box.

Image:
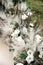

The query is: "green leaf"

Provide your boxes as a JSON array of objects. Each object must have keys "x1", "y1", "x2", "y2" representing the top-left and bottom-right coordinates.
[{"x1": 19, "y1": 53, "x2": 27, "y2": 59}]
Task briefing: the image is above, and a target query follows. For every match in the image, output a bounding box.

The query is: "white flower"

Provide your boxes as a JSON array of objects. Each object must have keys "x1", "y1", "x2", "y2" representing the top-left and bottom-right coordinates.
[
  {"x1": 3, "y1": 24, "x2": 13, "y2": 35},
  {"x1": 11, "y1": 36, "x2": 25, "y2": 53},
  {"x1": 38, "y1": 42, "x2": 43, "y2": 52},
  {"x1": 39, "y1": 52, "x2": 43, "y2": 58},
  {"x1": 15, "y1": 36, "x2": 25, "y2": 46},
  {"x1": 35, "y1": 34, "x2": 42, "y2": 44},
  {"x1": 22, "y1": 27, "x2": 28, "y2": 34},
  {"x1": 16, "y1": 63, "x2": 23, "y2": 65},
  {"x1": 11, "y1": 29, "x2": 20, "y2": 38},
  {"x1": 18, "y1": 2, "x2": 28, "y2": 11},
  {"x1": 38, "y1": 42, "x2": 43, "y2": 58},
  {"x1": 12, "y1": 36, "x2": 25, "y2": 58},
  {"x1": 13, "y1": 15, "x2": 21, "y2": 24},
  {"x1": 27, "y1": 11, "x2": 33, "y2": 16},
  {"x1": 0, "y1": 12, "x2": 6, "y2": 19},
  {"x1": 22, "y1": 14, "x2": 28, "y2": 20},
  {"x1": 27, "y1": 50, "x2": 34, "y2": 56},
  {"x1": 26, "y1": 55, "x2": 34, "y2": 64},
  {"x1": 29, "y1": 23, "x2": 34, "y2": 27},
  {"x1": 5, "y1": 0, "x2": 13, "y2": 9},
  {"x1": 26, "y1": 49, "x2": 34, "y2": 64}
]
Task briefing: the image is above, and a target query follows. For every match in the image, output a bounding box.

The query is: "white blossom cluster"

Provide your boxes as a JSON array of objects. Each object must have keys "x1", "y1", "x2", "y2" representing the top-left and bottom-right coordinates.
[
  {"x1": 0, "y1": 1, "x2": 43, "y2": 65},
  {"x1": 2, "y1": 0, "x2": 14, "y2": 9},
  {"x1": 26, "y1": 50, "x2": 34, "y2": 64}
]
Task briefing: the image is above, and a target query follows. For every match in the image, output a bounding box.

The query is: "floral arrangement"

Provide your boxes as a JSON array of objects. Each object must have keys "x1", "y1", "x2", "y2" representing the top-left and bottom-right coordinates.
[{"x1": 0, "y1": 0, "x2": 43, "y2": 65}]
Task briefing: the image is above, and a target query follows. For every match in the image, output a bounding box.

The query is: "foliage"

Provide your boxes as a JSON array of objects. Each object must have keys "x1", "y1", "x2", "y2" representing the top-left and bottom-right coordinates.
[
  {"x1": 19, "y1": 53, "x2": 27, "y2": 59},
  {"x1": 26, "y1": 0, "x2": 43, "y2": 22}
]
